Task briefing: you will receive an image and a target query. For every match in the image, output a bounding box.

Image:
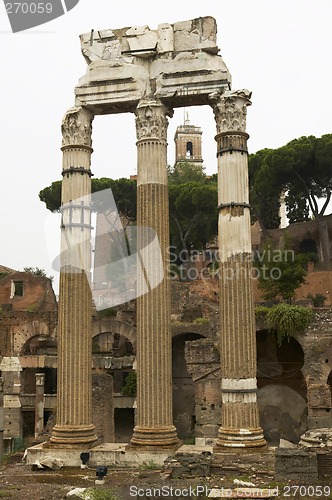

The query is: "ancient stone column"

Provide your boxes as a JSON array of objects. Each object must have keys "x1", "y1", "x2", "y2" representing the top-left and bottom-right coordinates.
[
  {"x1": 211, "y1": 90, "x2": 266, "y2": 449},
  {"x1": 130, "y1": 99, "x2": 179, "y2": 447},
  {"x1": 35, "y1": 373, "x2": 45, "y2": 439},
  {"x1": 50, "y1": 106, "x2": 97, "y2": 447}
]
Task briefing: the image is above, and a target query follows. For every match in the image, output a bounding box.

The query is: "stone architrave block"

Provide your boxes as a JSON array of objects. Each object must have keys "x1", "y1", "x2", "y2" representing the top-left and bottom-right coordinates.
[
  {"x1": 76, "y1": 16, "x2": 231, "y2": 112},
  {"x1": 127, "y1": 32, "x2": 158, "y2": 52}
]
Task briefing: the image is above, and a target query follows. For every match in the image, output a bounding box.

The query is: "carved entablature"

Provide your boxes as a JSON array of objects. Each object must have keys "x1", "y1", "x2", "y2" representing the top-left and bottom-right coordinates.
[
  {"x1": 135, "y1": 100, "x2": 172, "y2": 141},
  {"x1": 75, "y1": 17, "x2": 231, "y2": 113},
  {"x1": 62, "y1": 106, "x2": 93, "y2": 148},
  {"x1": 212, "y1": 89, "x2": 252, "y2": 135}
]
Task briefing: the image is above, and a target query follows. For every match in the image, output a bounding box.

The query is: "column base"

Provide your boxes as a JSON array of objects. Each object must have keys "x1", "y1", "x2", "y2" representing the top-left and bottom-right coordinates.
[
  {"x1": 214, "y1": 426, "x2": 267, "y2": 450},
  {"x1": 130, "y1": 425, "x2": 180, "y2": 448},
  {"x1": 48, "y1": 424, "x2": 98, "y2": 448}
]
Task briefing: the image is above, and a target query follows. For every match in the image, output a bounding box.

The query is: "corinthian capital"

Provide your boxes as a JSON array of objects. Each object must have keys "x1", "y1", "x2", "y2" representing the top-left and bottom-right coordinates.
[
  {"x1": 135, "y1": 100, "x2": 173, "y2": 141},
  {"x1": 62, "y1": 106, "x2": 94, "y2": 147},
  {"x1": 211, "y1": 89, "x2": 252, "y2": 134}
]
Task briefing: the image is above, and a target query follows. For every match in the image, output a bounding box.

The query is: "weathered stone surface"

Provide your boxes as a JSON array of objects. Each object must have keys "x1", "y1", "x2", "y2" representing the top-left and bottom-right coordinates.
[
  {"x1": 157, "y1": 23, "x2": 174, "y2": 53},
  {"x1": 275, "y1": 448, "x2": 318, "y2": 481},
  {"x1": 76, "y1": 17, "x2": 231, "y2": 113},
  {"x1": 300, "y1": 428, "x2": 332, "y2": 447},
  {"x1": 307, "y1": 383, "x2": 332, "y2": 409},
  {"x1": 66, "y1": 488, "x2": 87, "y2": 499},
  {"x1": 163, "y1": 451, "x2": 212, "y2": 477}
]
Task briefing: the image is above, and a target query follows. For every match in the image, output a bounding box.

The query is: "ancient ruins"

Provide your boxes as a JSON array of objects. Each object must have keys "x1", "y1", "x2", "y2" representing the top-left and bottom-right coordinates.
[
  {"x1": 0, "y1": 16, "x2": 328, "y2": 479},
  {"x1": 37, "y1": 15, "x2": 264, "y2": 454}
]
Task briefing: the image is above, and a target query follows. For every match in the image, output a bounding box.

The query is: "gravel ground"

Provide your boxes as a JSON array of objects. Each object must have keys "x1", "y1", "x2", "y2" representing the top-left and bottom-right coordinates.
[{"x1": 0, "y1": 452, "x2": 331, "y2": 500}]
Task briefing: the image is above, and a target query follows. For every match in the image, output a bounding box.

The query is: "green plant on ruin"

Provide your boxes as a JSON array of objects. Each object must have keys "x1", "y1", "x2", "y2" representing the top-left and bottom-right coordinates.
[
  {"x1": 255, "y1": 305, "x2": 270, "y2": 322},
  {"x1": 95, "y1": 307, "x2": 117, "y2": 318},
  {"x1": 256, "y1": 303, "x2": 314, "y2": 345},
  {"x1": 83, "y1": 488, "x2": 121, "y2": 500},
  {"x1": 307, "y1": 292, "x2": 327, "y2": 307},
  {"x1": 121, "y1": 371, "x2": 136, "y2": 396},
  {"x1": 193, "y1": 317, "x2": 209, "y2": 325},
  {"x1": 184, "y1": 436, "x2": 195, "y2": 445},
  {"x1": 255, "y1": 235, "x2": 308, "y2": 303},
  {"x1": 26, "y1": 304, "x2": 38, "y2": 313},
  {"x1": 23, "y1": 267, "x2": 54, "y2": 283},
  {"x1": 141, "y1": 459, "x2": 159, "y2": 470}
]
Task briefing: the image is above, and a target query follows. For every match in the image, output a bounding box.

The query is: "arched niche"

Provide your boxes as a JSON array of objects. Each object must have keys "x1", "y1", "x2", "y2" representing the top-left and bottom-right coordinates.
[
  {"x1": 172, "y1": 331, "x2": 205, "y2": 440},
  {"x1": 256, "y1": 330, "x2": 307, "y2": 444}
]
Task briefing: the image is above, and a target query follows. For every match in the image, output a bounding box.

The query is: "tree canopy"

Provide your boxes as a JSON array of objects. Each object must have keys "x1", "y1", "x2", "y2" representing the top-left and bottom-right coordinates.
[
  {"x1": 39, "y1": 166, "x2": 218, "y2": 258},
  {"x1": 167, "y1": 161, "x2": 206, "y2": 184},
  {"x1": 39, "y1": 178, "x2": 137, "y2": 222},
  {"x1": 255, "y1": 237, "x2": 308, "y2": 303},
  {"x1": 249, "y1": 134, "x2": 332, "y2": 267},
  {"x1": 169, "y1": 181, "x2": 218, "y2": 257}
]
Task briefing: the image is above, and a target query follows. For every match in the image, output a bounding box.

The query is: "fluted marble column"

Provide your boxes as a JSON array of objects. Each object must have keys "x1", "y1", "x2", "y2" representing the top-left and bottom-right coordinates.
[
  {"x1": 211, "y1": 90, "x2": 266, "y2": 449},
  {"x1": 50, "y1": 106, "x2": 97, "y2": 446},
  {"x1": 130, "y1": 99, "x2": 179, "y2": 447}
]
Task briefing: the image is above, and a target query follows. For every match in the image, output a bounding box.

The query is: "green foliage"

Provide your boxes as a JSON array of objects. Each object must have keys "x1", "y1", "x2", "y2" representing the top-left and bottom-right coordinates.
[
  {"x1": 285, "y1": 190, "x2": 310, "y2": 223},
  {"x1": 168, "y1": 161, "x2": 206, "y2": 184},
  {"x1": 83, "y1": 488, "x2": 121, "y2": 500},
  {"x1": 193, "y1": 317, "x2": 209, "y2": 325},
  {"x1": 39, "y1": 178, "x2": 137, "y2": 222},
  {"x1": 141, "y1": 460, "x2": 159, "y2": 470},
  {"x1": 307, "y1": 292, "x2": 327, "y2": 307},
  {"x1": 169, "y1": 182, "x2": 218, "y2": 255},
  {"x1": 121, "y1": 371, "x2": 136, "y2": 396},
  {"x1": 249, "y1": 148, "x2": 281, "y2": 229},
  {"x1": 95, "y1": 307, "x2": 117, "y2": 318},
  {"x1": 39, "y1": 180, "x2": 62, "y2": 212},
  {"x1": 255, "y1": 305, "x2": 270, "y2": 322},
  {"x1": 249, "y1": 134, "x2": 332, "y2": 267},
  {"x1": 40, "y1": 170, "x2": 217, "y2": 258},
  {"x1": 255, "y1": 237, "x2": 308, "y2": 302},
  {"x1": 264, "y1": 303, "x2": 314, "y2": 345},
  {"x1": 23, "y1": 267, "x2": 54, "y2": 283},
  {"x1": 91, "y1": 177, "x2": 137, "y2": 222},
  {"x1": 26, "y1": 304, "x2": 38, "y2": 313}
]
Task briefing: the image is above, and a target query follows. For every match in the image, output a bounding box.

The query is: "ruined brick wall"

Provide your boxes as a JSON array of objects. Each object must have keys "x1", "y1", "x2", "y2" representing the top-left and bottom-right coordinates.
[
  {"x1": 253, "y1": 267, "x2": 332, "y2": 306},
  {"x1": 0, "y1": 272, "x2": 57, "y2": 312},
  {"x1": 0, "y1": 311, "x2": 57, "y2": 356}
]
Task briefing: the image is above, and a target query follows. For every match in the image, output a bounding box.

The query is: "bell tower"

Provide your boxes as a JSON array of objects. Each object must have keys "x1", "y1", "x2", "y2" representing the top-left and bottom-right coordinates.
[{"x1": 174, "y1": 112, "x2": 203, "y2": 168}]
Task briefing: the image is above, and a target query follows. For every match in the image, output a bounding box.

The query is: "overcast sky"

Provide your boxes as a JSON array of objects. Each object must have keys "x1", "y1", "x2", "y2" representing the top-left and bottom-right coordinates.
[{"x1": 1, "y1": 0, "x2": 332, "y2": 292}]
